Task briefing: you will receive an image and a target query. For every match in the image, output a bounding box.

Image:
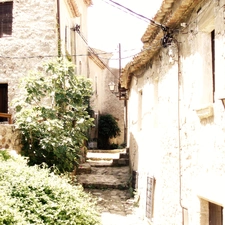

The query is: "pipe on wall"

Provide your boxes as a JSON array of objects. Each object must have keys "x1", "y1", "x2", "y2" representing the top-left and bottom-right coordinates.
[
  {"x1": 56, "y1": 0, "x2": 61, "y2": 57},
  {"x1": 175, "y1": 38, "x2": 188, "y2": 225}
]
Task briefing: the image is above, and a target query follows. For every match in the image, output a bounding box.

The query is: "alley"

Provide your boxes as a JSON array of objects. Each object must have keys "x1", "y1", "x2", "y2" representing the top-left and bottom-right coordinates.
[{"x1": 76, "y1": 150, "x2": 149, "y2": 225}]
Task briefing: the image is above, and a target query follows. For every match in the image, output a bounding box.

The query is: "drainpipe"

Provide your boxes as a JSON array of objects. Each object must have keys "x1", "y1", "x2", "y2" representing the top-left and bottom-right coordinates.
[
  {"x1": 57, "y1": 0, "x2": 61, "y2": 57},
  {"x1": 175, "y1": 39, "x2": 188, "y2": 225}
]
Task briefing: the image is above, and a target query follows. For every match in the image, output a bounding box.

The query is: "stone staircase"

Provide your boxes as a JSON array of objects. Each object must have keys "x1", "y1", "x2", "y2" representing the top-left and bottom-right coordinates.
[{"x1": 76, "y1": 149, "x2": 130, "y2": 190}]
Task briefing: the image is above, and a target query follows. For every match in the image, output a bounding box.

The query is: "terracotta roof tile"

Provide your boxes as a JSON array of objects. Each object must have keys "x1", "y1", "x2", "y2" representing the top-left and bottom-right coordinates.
[{"x1": 120, "y1": 0, "x2": 203, "y2": 89}]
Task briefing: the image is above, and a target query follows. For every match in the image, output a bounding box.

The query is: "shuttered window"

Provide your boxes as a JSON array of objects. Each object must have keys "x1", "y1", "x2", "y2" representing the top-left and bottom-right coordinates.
[{"x1": 0, "y1": 1, "x2": 13, "y2": 37}]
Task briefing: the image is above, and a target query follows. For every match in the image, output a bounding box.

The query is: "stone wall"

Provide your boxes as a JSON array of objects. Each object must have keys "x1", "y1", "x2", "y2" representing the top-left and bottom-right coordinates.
[
  {"x1": 101, "y1": 68, "x2": 125, "y2": 145},
  {"x1": 127, "y1": 0, "x2": 225, "y2": 224},
  {"x1": 0, "y1": 0, "x2": 58, "y2": 116},
  {"x1": 0, "y1": 125, "x2": 21, "y2": 152}
]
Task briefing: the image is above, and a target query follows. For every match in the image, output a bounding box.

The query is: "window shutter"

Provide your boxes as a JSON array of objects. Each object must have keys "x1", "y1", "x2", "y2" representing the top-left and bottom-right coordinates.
[{"x1": 0, "y1": 1, "x2": 13, "y2": 37}]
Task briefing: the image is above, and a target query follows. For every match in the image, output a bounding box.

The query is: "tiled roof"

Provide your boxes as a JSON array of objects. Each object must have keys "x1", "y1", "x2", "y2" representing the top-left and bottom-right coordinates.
[
  {"x1": 88, "y1": 48, "x2": 113, "y2": 69},
  {"x1": 66, "y1": 0, "x2": 93, "y2": 17},
  {"x1": 67, "y1": 0, "x2": 81, "y2": 17},
  {"x1": 120, "y1": 0, "x2": 203, "y2": 89},
  {"x1": 83, "y1": 0, "x2": 93, "y2": 6}
]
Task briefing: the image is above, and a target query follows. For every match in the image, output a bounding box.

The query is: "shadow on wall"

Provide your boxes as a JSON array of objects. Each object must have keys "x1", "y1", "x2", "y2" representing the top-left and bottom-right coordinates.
[{"x1": 129, "y1": 132, "x2": 139, "y2": 171}]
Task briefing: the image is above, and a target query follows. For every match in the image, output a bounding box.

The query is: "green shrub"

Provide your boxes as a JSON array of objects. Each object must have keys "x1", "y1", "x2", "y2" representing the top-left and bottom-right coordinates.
[
  {"x1": 98, "y1": 114, "x2": 121, "y2": 149},
  {"x1": 109, "y1": 143, "x2": 118, "y2": 149},
  {"x1": 0, "y1": 150, "x2": 12, "y2": 161},
  {"x1": 13, "y1": 58, "x2": 94, "y2": 173},
  {"x1": 0, "y1": 155, "x2": 101, "y2": 225}
]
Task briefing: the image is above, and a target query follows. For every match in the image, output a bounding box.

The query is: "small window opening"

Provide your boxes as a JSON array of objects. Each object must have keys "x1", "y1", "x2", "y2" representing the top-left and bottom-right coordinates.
[
  {"x1": 0, "y1": 1, "x2": 13, "y2": 38},
  {"x1": 0, "y1": 84, "x2": 8, "y2": 122},
  {"x1": 211, "y1": 30, "x2": 215, "y2": 102},
  {"x1": 209, "y1": 202, "x2": 223, "y2": 225}
]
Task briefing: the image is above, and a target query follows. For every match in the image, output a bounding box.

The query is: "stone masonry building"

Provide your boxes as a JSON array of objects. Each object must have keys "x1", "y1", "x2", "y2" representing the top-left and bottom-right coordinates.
[
  {"x1": 0, "y1": 0, "x2": 92, "y2": 150},
  {"x1": 121, "y1": 0, "x2": 225, "y2": 224}
]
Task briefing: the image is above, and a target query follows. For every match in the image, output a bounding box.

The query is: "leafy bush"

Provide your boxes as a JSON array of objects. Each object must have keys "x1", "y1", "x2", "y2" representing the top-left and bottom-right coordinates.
[
  {"x1": 109, "y1": 143, "x2": 118, "y2": 149},
  {"x1": 98, "y1": 114, "x2": 121, "y2": 149},
  {"x1": 13, "y1": 58, "x2": 94, "y2": 172},
  {"x1": 0, "y1": 154, "x2": 101, "y2": 225}
]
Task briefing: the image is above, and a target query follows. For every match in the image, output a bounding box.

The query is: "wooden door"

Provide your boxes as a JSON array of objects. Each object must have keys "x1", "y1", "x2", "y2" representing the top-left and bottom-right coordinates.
[{"x1": 209, "y1": 202, "x2": 223, "y2": 225}]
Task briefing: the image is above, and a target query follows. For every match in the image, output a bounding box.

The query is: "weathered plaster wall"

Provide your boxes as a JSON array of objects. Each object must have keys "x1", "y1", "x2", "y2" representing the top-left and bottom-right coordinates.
[
  {"x1": 88, "y1": 54, "x2": 125, "y2": 146},
  {"x1": 128, "y1": 0, "x2": 225, "y2": 224},
  {"x1": 0, "y1": 0, "x2": 58, "y2": 116},
  {"x1": 73, "y1": 1, "x2": 89, "y2": 77},
  {"x1": 101, "y1": 68, "x2": 125, "y2": 145}
]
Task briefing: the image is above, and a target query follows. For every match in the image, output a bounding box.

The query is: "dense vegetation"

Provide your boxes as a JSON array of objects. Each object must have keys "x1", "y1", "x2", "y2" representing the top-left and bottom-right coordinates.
[
  {"x1": 0, "y1": 150, "x2": 101, "y2": 225},
  {"x1": 13, "y1": 59, "x2": 94, "y2": 172},
  {"x1": 98, "y1": 114, "x2": 121, "y2": 149}
]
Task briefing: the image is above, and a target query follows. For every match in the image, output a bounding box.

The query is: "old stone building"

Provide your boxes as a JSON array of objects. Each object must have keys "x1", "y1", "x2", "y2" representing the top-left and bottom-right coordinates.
[
  {"x1": 121, "y1": 0, "x2": 225, "y2": 224},
  {"x1": 88, "y1": 48, "x2": 125, "y2": 146},
  {"x1": 0, "y1": 0, "x2": 92, "y2": 149}
]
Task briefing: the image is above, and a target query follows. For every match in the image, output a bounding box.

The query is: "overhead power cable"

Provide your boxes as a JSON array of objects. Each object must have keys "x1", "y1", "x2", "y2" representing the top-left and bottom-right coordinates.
[
  {"x1": 102, "y1": 0, "x2": 167, "y2": 30},
  {"x1": 73, "y1": 24, "x2": 118, "y2": 78},
  {"x1": 100, "y1": 0, "x2": 174, "y2": 47}
]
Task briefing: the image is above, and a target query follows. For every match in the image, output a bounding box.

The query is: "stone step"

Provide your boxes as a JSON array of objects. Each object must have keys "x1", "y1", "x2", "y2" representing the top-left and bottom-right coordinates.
[
  {"x1": 119, "y1": 152, "x2": 129, "y2": 159},
  {"x1": 86, "y1": 151, "x2": 129, "y2": 167},
  {"x1": 76, "y1": 174, "x2": 129, "y2": 190},
  {"x1": 87, "y1": 159, "x2": 113, "y2": 167},
  {"x1": 112, "y1": 158, "x2": 129, "y2": 166},
  {"x1": 76, "y1": 163, "x2": 91, "y2": 175},
  {"x1": 76, "y1": 166, "x2": 131, "y2": 190}
]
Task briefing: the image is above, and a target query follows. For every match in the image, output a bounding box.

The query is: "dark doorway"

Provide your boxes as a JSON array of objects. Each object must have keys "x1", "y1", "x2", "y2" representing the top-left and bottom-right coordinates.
[
  {"x1": 0, "y1": 83, "x2": 8, "y2": 122},
  {"x1": 209, "y1": 202, "x2": 223, "y2": 225}
]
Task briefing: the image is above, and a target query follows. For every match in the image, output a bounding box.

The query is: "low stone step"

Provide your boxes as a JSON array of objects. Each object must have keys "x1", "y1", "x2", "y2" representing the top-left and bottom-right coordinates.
[
  {"x1": 76, "y1": 166, "x2": 130, "y2": 190},
  {"x1": 87, "y1": 159, "x2": 113, "y2": 167},
  {"x1": 119, "y1": 152, "x2": 129, "y2": 159},
  {"x1": 77, "y1": 174, "x2": 129, "y2": 190},
  {"x1": 86, "y1": 152, "x2": 121, "y2": 160},
  {"x1": 76, "y1": 163, "x2": 92, "y2": 175},
  {"x1": 112, "y1": 158, "x2": 129, "y2": 166},
  {"x1": 87, "y1": 149, "x2": 126, "y2": 153}
]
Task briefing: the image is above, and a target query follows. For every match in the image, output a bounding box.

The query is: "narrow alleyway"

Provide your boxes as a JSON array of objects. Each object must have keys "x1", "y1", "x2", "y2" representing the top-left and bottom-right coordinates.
[{"x1": 76, "y1": 150, "x2": 149, "y2": 225}]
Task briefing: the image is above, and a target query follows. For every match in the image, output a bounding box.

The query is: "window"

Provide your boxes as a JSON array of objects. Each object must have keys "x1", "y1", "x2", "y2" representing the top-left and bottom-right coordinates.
[
  {"x1": 146, "y1": 176, "x2": 155, "y2": 220},
  {"x1": 211, "y1": 30, "x2": 215, "y2": 102},
  {"x1": 65, "y1": 26, "x2": 68, "y2": 51},
  {"x1": 209, "y1": 202, "x2": 223, "y2": 225},
  {"x1": 138, "y1": 90, "x2": 142, "y2": 130},
  {"x1": 79, "y1": 60, "x2": 82, "y2": 75},
  {"x1": 0, "y1": 84, "x2": 8, "y2": 122},
  {"x1": 0, "y1": 1, "x2": 13, "y2": 38}
]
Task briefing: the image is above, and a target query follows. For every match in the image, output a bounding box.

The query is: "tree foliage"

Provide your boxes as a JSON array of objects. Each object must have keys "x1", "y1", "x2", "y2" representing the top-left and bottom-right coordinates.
[
  {"x1": 98, "y1": 114, "x2": 121, "y2": 149},
  {"x1": 13, "y1": 58, "x2": 94, "y2": 172},
  {"x1": 0, "y1": 151, "x2": 101, "y2": 225}
]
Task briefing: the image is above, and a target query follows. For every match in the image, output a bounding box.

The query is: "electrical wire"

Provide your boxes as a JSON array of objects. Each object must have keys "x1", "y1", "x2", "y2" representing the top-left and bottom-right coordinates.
[
  {"x1": 73, "y1": 25, "x2": 118, "y2": 78},
  {"x1": 0, "y1": 47, "x2": 142, "y2": 59},
  {"x1": 98, "y1": 43, "x2": 161, "y2": 61},
  {"x1": 101, "y1": 0, "x2": 163, "y2": 29}
]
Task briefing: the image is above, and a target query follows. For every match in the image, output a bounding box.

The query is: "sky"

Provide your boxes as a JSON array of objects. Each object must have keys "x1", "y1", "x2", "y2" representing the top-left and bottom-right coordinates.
[{"x1": 88, "y1": 0, "x2": 163, "y2": 67}]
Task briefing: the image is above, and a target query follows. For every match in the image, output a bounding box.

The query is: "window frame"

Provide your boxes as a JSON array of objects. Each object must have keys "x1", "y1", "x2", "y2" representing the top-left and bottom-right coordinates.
[{"x1": 0, "y1": 1, "x2": 13, "y2": 38}]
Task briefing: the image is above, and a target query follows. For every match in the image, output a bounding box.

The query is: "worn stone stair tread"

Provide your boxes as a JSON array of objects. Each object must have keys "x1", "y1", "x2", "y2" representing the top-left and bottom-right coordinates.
[
  {"x1": 87, "y1": 159, "x2": 114, "y2": 167},
  {"x1": 76, "y1": 174, "x2": 129, "y2": 189},
  {"x1": 87, "y1": 152, "x2": 121, "y2": 160}
]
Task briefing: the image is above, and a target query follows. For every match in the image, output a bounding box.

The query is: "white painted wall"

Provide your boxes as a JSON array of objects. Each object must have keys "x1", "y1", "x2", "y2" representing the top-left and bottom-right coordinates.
[{"x1": 128, "y1": 0, "x2": 225, "y2": 224}]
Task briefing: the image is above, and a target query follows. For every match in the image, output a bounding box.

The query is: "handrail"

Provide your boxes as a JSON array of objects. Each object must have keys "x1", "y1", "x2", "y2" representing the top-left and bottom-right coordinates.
[{"x1": 0, "y1": 113, "x2": 12, "y2": 124}]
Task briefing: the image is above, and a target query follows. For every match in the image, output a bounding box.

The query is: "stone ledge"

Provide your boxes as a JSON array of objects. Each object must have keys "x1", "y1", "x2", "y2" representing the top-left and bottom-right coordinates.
[{"x1": 195, "y1": 104, "x2": 214, "y2": 120}]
